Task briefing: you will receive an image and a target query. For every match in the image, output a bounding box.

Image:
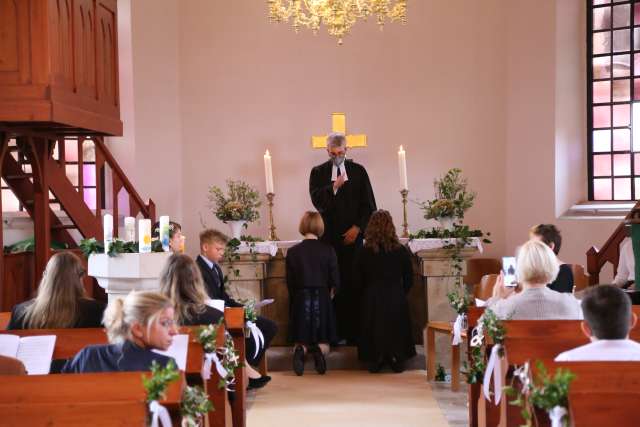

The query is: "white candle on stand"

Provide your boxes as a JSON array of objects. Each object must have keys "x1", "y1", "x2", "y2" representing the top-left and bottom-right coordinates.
[
  {"x1": 139, "y1": 219, "x2": 152, "y2": 253},
  {"x1": 398, "y1": 145, "x2": 408, "y2": 191},
  {"x1": 103, "y1": 214, "x2": 113, "y2": 254},
  {"x1": 124, "y1": 217, "x2": 136, "y2": 242},
  {"x1": 159, "y1": 215, "x2": 170, "y2": 252},
  {"x1": 264, "y1": 150, "x2": 274, "y2": 194}
]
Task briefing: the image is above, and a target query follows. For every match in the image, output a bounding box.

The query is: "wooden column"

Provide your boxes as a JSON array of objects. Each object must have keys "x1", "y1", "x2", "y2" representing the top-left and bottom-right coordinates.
[
  {"x1": 0, "y1": 133, "x2": 8, "y2": 309},
  {"x1": 30, "y1": 137, "x2": 52, "y2": 287}
]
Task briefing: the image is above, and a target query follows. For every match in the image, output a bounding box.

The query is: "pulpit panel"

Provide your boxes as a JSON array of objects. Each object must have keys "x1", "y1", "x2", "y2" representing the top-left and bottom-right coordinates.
[{"x1": 0, "y1": 0, "x2": 31, "y2": 85}]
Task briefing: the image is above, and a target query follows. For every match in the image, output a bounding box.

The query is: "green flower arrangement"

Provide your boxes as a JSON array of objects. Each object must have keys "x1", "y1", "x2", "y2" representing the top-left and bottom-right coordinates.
[
  {"x1": 419, "y1": 168, "x2": 476, "y2": 220},
  {"x1": 142, "y1": 360, "x2": 180, "y2": 402},
  {"x1": 181, "y1": 385, "x2": 214, "y2": 427},
  {"x1": 208, "y1": 180, "x2": 261, "y2": 223},
  {"x1": 196, "y1": 320, "x2": 242, "y2": 390},
  {"x1": 79, "y1": 237, "x2": 164, "y2": 258}
]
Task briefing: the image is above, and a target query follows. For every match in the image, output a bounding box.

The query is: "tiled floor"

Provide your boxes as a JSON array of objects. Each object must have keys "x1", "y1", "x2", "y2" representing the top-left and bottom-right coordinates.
[{"x1": 430, "y1": 382, "x2": 469, "y2": 427}]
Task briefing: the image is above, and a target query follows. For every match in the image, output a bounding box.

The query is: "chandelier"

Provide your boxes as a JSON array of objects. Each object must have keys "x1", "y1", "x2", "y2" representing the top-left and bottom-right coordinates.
[{"x1": 266, "y1": 0, "x2": 407, "y2": 45}]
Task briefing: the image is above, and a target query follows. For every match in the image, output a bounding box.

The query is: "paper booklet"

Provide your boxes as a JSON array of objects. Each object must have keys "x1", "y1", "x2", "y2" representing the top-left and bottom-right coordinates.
[
  {"x1": 205, "y1": 299, "x2": 225, "y2": 313},
  {"x1": 152, "y1": 334, "x2": 188, "y2": 371},
  {"x1": 0, "y1": 334, "x2": 56, "y2": 375}
]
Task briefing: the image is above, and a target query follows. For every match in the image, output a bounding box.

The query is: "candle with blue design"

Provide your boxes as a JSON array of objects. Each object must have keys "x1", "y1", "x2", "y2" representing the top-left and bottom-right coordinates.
[{"x1": 159, "y1": 215, "x2": 170, "y2": 252}]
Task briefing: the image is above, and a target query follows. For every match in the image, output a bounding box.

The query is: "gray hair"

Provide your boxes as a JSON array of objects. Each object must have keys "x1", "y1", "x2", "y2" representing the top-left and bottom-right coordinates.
[{"x1": 326, "y1": 132, "x2": 347, "y2": 149}]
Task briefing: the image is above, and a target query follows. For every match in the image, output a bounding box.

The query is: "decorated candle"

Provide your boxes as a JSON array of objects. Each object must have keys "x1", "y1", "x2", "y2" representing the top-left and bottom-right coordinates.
[
  {"x1": 103, "y1": 214, "x2": 113, "y2": 254},
  {"x1": 159, "y1": 215, "x2": 170, "y2": 252},
  {"x1": 139, "y1": 219, "x2": 152, "y2": 253},
  {"x1": 124, "y1": 217, "x2": 136, "y2": 242},
  {"x1": 398, "y1": 145, "x2": 408, "y2": 191},
  {"x1": 264, "y1": 150, "x2": 274, "y2": 194}
]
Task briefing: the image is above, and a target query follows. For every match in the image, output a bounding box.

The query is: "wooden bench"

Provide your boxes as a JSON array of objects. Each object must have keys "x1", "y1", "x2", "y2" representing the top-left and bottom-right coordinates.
[
  {"x1": 0, "y1": 307, "x2": 249, "y2": 427},
  {"x1": 0, "y1": 371, "x2": 185, "y2": 426}
]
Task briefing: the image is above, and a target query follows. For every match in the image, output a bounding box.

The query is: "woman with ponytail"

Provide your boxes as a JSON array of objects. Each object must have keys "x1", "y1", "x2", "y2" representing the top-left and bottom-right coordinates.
[
  {"x1": 8, "y1": 252, "x2": 105, "y2": 330},
  {"x1": 62, "y1": 291, "x2": 178, "y2": 373}
]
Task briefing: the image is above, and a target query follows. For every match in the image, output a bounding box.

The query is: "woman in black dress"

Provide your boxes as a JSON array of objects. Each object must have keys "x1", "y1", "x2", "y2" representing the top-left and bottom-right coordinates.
[
  {"x1": 8, "y1": 252, "x2": 105, "y2": 330},
  {"x1": 354, "y1": 210, "x2": 415, "y2": 373},
  {"x1": 286, "y1": 211, "x2": 339, "y2": 376}
]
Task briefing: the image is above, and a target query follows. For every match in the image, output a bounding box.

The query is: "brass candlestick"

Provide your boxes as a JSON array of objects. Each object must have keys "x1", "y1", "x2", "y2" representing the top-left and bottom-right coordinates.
[
  {"x1": 266, "y1": 192, "x2": 279, "y2": 241},
  {"x1": 400, "y1": 189, "x2": 409, "y2": 238}
]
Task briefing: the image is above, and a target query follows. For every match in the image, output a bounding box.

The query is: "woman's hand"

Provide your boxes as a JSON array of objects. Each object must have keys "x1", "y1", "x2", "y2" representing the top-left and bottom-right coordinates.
[{"x1": 492, "y1": 272, "x2": 515, "y2": 300}]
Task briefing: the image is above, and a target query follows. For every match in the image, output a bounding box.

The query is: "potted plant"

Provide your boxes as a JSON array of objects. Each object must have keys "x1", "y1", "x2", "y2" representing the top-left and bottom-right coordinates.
[
  {"x1": 419, "y1": 168, "x2": 475, "y2": 231},
  {"x1": 208, "y1": 180, "x2": 261, "y2": 239}
]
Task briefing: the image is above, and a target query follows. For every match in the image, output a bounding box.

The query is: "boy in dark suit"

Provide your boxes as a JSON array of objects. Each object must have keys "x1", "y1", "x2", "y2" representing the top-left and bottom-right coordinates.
[{"x1": 196, "y1": 229, "x2": 277, "y2": 384}]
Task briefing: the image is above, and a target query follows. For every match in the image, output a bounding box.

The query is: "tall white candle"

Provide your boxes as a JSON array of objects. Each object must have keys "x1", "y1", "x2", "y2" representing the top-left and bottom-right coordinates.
[
  {"x1": 159, "y1": 215, "x2": 170, "y2": 252},
  {"x1": 398, "y1": 145, "x2": 408, "y2": 191},
  {"x1": 103, "y1": 214, "x2": 113, "y2": 254},
  {"x1": 124, "y1": 217, "x2": 136, "y2": 242},
  {"x1": 264, "y1": 149, "x2": 274, "y2": 194},
  {"x1": 139, "y1": 219, "x2": 152, "y2": 253}
]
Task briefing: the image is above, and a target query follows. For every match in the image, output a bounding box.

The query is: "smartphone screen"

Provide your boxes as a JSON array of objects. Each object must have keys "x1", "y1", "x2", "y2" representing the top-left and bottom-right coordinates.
[{"x1": 502, "y1": 256, "x2": 517, "y2": 287}]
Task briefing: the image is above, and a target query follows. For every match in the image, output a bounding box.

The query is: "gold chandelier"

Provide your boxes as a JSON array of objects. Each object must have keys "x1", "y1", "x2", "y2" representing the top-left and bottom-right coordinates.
[{"x1": 266, "y1": 0, "x2": 407, "y2": 45}]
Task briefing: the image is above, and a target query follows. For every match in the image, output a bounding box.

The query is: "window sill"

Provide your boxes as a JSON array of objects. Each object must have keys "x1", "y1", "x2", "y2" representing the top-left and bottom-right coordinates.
[{"x1": 560, "y1": 201, "x2": 635, "y2": 220}]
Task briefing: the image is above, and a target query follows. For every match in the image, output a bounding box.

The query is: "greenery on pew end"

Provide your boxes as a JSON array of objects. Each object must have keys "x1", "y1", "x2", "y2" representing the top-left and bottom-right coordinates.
[
  {"x1": 504, "y1": 360, "x2": 575, "y2": 427},
  {"x1": 181, "y1": 385, "x2": 214, "y2": 427},
  {"x1": 463, "y1": 309, "x2": 505, "y2": 385},
  {"x1": 79, "y1": 237, "x2": 164, "y2": 258},
  {"x1": 143, "y1": 359, "x2": 180, "y2": 402},
  {"x1": 196, "y1": 319, "x2": 242, "y2": 390}
]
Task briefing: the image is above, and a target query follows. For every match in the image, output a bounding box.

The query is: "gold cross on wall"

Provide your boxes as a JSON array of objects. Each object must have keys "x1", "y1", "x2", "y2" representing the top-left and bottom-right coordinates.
[{"x1": 311, "y1": 113, "x2": 368, "y2": 148}]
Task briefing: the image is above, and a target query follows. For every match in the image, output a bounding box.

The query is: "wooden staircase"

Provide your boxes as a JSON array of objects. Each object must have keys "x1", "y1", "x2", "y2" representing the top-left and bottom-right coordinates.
[
  {"x1": 586, "y1": 202, "x2": 640, "y2": 285},
  {"x1": 0, "y1": 127, "x2": 155, "y2": 309}
]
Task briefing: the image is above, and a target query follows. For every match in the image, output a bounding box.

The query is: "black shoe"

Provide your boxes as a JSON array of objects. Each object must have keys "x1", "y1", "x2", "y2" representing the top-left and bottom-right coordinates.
[
  {"x1": 368, "y1": 358, "x2": 384, "y2": 374},
  {"x1": 293, "y1": 345, "x2": 305, "y2": 376},
  {"x1": 389, "y1": 357, "x2": 405, "y2": 373},
  {"x1": 311, "y1": 346, "x2": 327, "y2": 375},
  {"x1": 247, "y1": 376, "x2": 271, "y2": 390}
]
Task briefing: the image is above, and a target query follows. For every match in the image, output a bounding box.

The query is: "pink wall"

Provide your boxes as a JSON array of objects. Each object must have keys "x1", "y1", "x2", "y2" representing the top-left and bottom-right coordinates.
[
  {"x1": 111, "y1": 0, "x2": 623, "y2": 279},
  {"x1": 177, "y1": 0, "x2": 508, "y2": 256}
]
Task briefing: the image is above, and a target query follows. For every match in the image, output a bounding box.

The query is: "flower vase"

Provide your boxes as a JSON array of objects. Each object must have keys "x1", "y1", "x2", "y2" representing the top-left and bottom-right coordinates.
[
  {"x1": 437, "y1": 217, "x2": 457, "y2": 231},
  {"x1": 227, "y1": 220, "x2": 246, "y2": 240}
]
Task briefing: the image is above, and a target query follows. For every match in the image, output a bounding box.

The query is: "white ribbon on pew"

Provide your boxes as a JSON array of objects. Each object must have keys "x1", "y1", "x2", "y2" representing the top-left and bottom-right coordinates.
[
  {"x1": 482, "y1": 344, "x2": 506, "y2": 404},
  {"x1": 149, "y1": 400, "x2": 172, "y2": 427},
  {"x1": 452, "y1": 314, "x2": 464, "y2": 345},
  {"x1": 548, "y1": 406, "x2": 567, "y2": 427},
  {"x1": 201, "y1": 352, "x2": 228, "y2": 381},
  {"x1": 470, "y1": 324, "x2": 484, "y2": 347},
  {"x1": 246, "y1": 320, "x2": 265, "y2": 359}
]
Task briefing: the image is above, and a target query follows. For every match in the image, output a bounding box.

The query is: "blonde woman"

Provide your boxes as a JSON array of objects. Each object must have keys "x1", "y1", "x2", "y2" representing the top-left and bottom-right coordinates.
[
  {"x1": 61, "y1": 291, "x2": 177, "y2": 372},
  {"x1": 488, "y1": 240, "x2": 583, "y2": 320},
  {"x1": 7, "y1": 252, "x2": 105, "y2": 330}
]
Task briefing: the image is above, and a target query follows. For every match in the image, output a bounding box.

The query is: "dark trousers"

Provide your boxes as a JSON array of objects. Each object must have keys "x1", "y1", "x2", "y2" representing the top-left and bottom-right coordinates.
[
  {"x1": 246, "y1": 315, "x2": 277, "y2": 366},
  {"x1": 332, "y1": 237, "x2": 363, "y2": 342}
]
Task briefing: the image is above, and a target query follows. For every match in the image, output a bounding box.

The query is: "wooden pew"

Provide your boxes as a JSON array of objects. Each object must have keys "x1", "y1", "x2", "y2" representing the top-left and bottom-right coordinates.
[
  {"x1": 0, "y1": 371, "x2": 185, "y2": 427},
  {"x1": 553, "y1": 361, "x2": 640, "y2": 427},
  {"x1": 0, "y1": 324, "x2": 232, "y2": 427},
  {"x1": 225, "y1": 307, "x2": 247, "y2": 427},
  {"x1": 0, "y1": 311, "x2": 10, "y2": 330}
]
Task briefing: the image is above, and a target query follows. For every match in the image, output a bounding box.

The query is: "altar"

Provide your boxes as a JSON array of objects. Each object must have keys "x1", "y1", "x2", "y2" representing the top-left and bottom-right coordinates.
[{"x1": 220, "y1": 238, "x2": 482, "y2": 347}]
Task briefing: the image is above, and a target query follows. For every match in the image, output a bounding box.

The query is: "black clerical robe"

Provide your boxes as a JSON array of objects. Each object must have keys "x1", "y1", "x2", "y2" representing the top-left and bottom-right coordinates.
[{"x1": 309, "y1": 159, "x2": 377, "y2": 341}]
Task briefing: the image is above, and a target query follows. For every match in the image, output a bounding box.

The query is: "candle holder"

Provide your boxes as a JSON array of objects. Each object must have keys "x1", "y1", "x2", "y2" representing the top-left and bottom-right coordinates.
[
  {"x1": 400, "y1": 189, "x2": 409, "y2": 238},
  {"x1": 266, "y1": 192, "x2": 279, "y2": 241}
]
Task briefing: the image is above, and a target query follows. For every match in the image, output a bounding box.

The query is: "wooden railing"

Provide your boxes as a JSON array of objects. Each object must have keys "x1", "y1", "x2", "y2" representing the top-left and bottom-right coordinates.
[{"x1": 586, "y1": 202, "x2": 640, "y2": 285}]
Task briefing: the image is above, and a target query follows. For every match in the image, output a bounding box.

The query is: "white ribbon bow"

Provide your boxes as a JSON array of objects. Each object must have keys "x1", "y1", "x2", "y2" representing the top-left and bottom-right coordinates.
[
  {"x1": 452, "y1": 314, "x2": 464, "y2": 345},
  {"x1": 201, "y1": 352, "x2": 228, "y2": 381},
  {"x1": 483, "y1": 344, "x2": 506, "y2": 404},
  {"x1": 470, "y1": 324, "x2": 484, "y2": 347},
  {"x1": 548, "y1": 406, "x2": 567, "y2": 427},
  {"x1": 149, "y1": 400, "x2": 172, "y2": 427},
  {"x1": 246, "y1": 321, "x2": 265, "y2": 359}
]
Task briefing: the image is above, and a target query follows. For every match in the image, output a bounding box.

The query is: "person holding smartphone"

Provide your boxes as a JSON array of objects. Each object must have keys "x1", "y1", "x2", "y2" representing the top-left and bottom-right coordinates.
[{"x1": 487, "y1": 240, "x2": 582, "y2": 320}]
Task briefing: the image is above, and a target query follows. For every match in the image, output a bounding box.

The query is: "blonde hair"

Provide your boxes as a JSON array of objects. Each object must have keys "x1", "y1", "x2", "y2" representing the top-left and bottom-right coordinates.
[
  {"x1": 199, "y1": 229, "x2": 228, "y2": 247},
  {"x1": 516, "y1": 240, "x2": 560, "y2": 285},
  {"x1": 23, "y1": 252, "x2": 87, "y2": 329},
  {"x1": 159, "y1": 254, "x2": 209, "y2": 324},
  {"x1": 298, "y1": 211, "x2": 324, "y2": 237},
  {"x1": 103, "y1": 291, "x2": 173, "y2": 344}
]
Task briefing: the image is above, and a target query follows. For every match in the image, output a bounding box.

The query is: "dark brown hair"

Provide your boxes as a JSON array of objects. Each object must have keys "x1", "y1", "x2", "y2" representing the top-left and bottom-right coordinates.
[
  {"x1": 159, "y1": 254, "x2": 208, "y2": 324},
  {"x1": 298, "y1": 211, "x2": 324, "y2": 237},
  {"x1": 530, "y1": 224, "x2": 562, "y2": 255},
  {"x1": 364, "y1": 210, "x2": 401, "y2": 253},
  {"x1": 581, "y1": 285, "x2": 631, "y2": 340}
]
